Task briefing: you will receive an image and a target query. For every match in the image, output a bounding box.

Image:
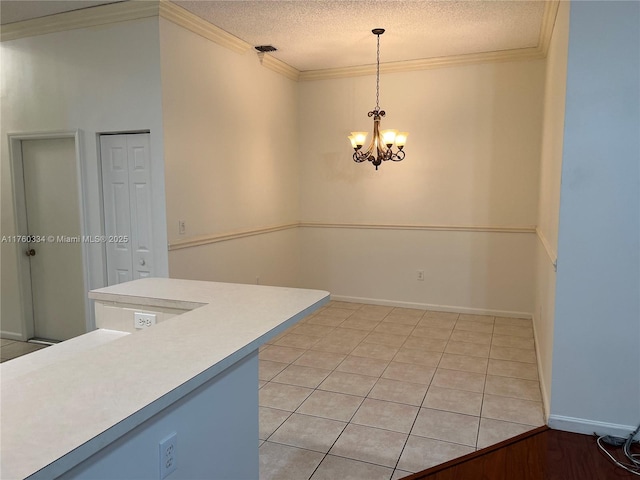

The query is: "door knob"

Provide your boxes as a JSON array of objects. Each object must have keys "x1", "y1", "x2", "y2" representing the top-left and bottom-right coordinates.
[
  {"x1": 139, "y1": 259, "x2": 146, "y2": 266},
  {"x1": 25, "y1": 248, "x2": 36, "y2": 257}
]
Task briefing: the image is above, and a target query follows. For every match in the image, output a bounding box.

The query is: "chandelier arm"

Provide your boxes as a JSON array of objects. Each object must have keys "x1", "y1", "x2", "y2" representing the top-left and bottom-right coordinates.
[
  {"x1": 376, "y1": 135, "x2": 391, "y2": 161},
  {"x1": 358, "y1": 112, "x2": 382, "y2": 159},
  {"x1": 363, "y1": 135, "x2": 376, "y2": 157},
  {"x1": 353, "y1": 151, "x2": 368, "y2": 163},
  {"x1": 374, "y1": 111, "x2": 385, "y2": 160},
  {"x1": 388, "y1": 149, "x2": 406, "y2": 162}
]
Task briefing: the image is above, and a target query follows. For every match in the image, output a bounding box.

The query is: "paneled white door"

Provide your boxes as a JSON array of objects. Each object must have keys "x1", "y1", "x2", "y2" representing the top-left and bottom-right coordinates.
[
  {"x1": 100, "y1": 134, "x2": 154, "y2": 285},
  {"x1": 22, "y1": 138, "x2": 86, "y2": 341}
]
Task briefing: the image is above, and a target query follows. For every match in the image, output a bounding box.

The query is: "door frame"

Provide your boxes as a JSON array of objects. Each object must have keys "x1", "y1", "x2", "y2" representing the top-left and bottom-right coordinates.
[{"x1": 8, "y1": 130, "x2": 91, "y2": 340}]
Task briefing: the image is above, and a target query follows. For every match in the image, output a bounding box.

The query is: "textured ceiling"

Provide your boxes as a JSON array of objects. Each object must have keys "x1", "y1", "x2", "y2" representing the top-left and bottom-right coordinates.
[
  {"x1": 173, "y1": 0, "x2": 546, "y2": 71},
  {"x1": 1, "y1": 0, "x2": 547, "y2": 72}
]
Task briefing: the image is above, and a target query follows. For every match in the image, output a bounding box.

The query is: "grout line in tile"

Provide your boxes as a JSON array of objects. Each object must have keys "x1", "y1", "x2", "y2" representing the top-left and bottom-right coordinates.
[
  {"x1": 262, "y1": 405, "x2": 297, "y2": 443},
  {"x1": 304, "y1": 412, "x2": 353, "y2": 479},
  {"x1": 410, "y1": 430, "x2": 482, "y2": 450},
  {"x1": 262, "y1": 305, "x2": 544, "y2": 477},
  {"x1": 489, "y1": 357, "x2": 541, "y2": 367},
  {"x1": 482, "y1": 391, "x2": 544, "y2": 403},
  {"x1": 475, "y1": 375, "x2": 490, "y2": 448},
  {"x1": 322, "y1": 451, "x2": 404, "y2": 476},
  {"x1": 389, "y1": 357, "x2": 435, "y2": 473}
]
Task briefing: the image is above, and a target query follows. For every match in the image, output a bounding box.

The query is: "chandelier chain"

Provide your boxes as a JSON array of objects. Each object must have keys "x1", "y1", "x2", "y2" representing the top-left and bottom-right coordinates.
[{"x1": 375, "y1": 32, "x2": 380, "y2": 110}]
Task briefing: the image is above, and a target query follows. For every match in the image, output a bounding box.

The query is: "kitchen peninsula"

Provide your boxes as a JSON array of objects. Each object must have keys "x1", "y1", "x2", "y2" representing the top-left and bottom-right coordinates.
[{"x1": 0, "y1": 278, "x2": 329, "y2": 479}]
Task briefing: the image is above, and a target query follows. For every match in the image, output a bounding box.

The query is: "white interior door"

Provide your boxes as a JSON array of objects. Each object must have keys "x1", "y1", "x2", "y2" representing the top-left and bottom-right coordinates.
[
  {"x1": 100, "y1": 134, "x2": 154, "y2": 285},
  {"x1": 22, "y1": 138, "x2": 87, "y2": 341}
]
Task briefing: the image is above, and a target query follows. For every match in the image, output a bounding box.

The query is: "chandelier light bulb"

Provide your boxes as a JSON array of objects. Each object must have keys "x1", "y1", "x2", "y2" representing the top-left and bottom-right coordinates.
[
  {"x1": 395, "y1": 132, "x2": 409, "y2": 148},
  {"x1": 381, "y1": 129, "x2": 398, "y2": 146},
  {"x1": 349, "y1": 132, "x2": 368, "y2": 149}
]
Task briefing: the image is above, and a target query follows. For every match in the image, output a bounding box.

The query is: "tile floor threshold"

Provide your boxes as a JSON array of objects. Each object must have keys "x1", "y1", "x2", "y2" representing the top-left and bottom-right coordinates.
[
  {"x1": 259, "y1": 300, "x2": 544, "y2": 480},
  {"x1": 28, "y1": 338, "x2": 60, "y2": 346}
]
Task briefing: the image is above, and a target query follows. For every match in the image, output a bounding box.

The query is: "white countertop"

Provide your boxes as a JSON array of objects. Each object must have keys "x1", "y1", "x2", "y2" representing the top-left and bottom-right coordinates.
[{"x1": 0, "y1": 278, "x2": 329, "y2": 479}]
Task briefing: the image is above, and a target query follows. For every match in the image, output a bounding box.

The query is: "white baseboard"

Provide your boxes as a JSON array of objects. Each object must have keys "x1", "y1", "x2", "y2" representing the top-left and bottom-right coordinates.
[
  {"x1": 329, "y1": 295, "x2": 532, "y2": 319},
  {"x1": 531, "y1": 313, "x2": 550, "y2": 423},
  {"x1": 548, "y1": 415, "x2": 639, "y2": 438},
  {"x1": 0, "y1": 330, "x2": 25, "y2": 341}
]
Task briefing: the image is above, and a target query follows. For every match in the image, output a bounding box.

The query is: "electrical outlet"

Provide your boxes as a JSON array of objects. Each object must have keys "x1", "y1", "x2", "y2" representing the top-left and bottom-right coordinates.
[
  {"x1": 417, "y1": 270, "x2": 425, "y2": 281},
  {"x1": 159, "y1": 433, "x2": 177, "y2": 479},
  {"x1": 134, "y1": 312, "x2": 156, "y2": 329},
  {"x1": 178, "y1": 220, "x2": 186, "y2": 235}
]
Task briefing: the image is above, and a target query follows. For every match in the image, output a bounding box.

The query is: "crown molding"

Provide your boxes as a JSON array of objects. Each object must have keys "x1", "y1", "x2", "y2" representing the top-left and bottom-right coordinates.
[
  {"x1": 257, "y1": 52, "x2": 300, "y2": 81},
  {"x1": 298, "y1": 1, "x2": 560, "y2": 82},
  {"x1": 298, "y1": 46, "x2": 545, "y2": 81},
  {"x1": 0, "y1": 0, "x2": 253, "y2": 55},
  {"x1": 158, "y1": 1, "x2": 251, "y2": 55},
  {"x1": 539, "y1": 1, "x2": 561, "y2": 57},
  {"x1": 0, "y1": 1, "x2": 160, "y2": 42}
]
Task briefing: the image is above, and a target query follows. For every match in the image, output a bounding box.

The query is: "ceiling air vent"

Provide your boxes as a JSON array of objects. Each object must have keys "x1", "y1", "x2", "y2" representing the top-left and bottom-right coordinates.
[{"x1": 255, "y1": 45, "x2": 277, "y2": 53}]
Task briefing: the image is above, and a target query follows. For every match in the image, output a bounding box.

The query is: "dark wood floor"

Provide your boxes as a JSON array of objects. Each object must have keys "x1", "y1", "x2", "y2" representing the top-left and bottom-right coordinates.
[{"x1": 401, "y1": 426, "x2": 638, "y2": 480}]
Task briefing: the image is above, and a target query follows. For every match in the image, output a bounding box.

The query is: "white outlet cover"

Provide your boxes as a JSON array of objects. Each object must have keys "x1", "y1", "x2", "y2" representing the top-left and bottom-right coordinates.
[
  {"x1": 159, "y1": 432, "x2": 177, "y2": 479},
  {"x1": 134, "y1": 312, "x2": 156, "y2": 329}
]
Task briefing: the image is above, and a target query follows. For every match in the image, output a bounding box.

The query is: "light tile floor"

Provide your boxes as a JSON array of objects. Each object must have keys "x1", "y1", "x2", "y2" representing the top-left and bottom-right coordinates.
[
  {"x1": 0, "y1": 338, "x2": 47, "y2": 362},
  {"x1": 259, "y1": 301, "x2": 545, "y2": 480},
  {"x1": 0, "y1": 303, "x2": 544, "y2": 479}
]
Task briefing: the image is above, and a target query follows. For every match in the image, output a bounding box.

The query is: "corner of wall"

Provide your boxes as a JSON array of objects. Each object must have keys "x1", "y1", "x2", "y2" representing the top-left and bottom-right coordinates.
[{"x1": 531, "y1": 309, "x2": 550, "y2": 424}]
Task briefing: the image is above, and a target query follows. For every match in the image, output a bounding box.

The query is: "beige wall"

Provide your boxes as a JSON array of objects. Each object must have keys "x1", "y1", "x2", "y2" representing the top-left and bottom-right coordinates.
[
  {"x1": 298, "y1": 60, "x2": 545, "y2": 314},
  {"x1": 159, "y1": 18, "x2": 546, "y2": 314},
  {"x1": 0, "y1": 19, "x2": 167, "y2": 339},
  {"x1": 299, "y1": 62, "x2": 544, "y2": 225},
  {"x1": 2, "y1": 11, "x2": 552, "y2": 333},
  {"x1": 168, "y1": 229, "x2": 300, "y2": 288},
  {"x1": 534, "y1": 0, "x2": 569, "y2": 417},
  {"x1": 300, "y1": 227, "x2": 535, "y2": 315},
  {"x1": 159, "y1": 19, "x2": 301, "y2": 286}
]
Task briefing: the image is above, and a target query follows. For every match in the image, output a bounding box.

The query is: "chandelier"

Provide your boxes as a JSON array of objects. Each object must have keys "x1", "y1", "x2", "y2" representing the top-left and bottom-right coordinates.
[{"x1": 349, "y1": 28, "x2": 408, "y2": 171}]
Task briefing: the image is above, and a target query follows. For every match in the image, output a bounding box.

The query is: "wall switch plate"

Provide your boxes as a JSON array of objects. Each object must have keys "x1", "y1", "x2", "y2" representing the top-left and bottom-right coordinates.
[
  {"x1": 159, "y1": 432, "x2": 177, "y2": 479},
  {"x1": 134, "y1": 312, "x2": 156, "y2": 329},
  {"x1": 178, "y1": 220, "x2": 186, "y2": 235},
  {"x1": 417, "y1": 270, "x2": 425, "y2": 281}
]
